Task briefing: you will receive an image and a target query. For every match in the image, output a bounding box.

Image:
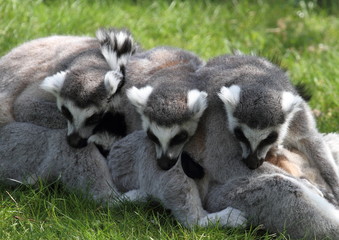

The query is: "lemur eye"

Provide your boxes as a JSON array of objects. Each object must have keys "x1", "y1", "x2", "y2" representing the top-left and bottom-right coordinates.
[
  {"x1": 234, "y1": 127, "x2": 248, "y2": 143},
  {"x1": 170, "y1": 131, "x2": 188, "y2": 146},
  {"x1": 85, "y1": 112, "x2": 103, "y2": 126},
  {"x1": 259, "y1": 132, "x2": 278, "y2": 148},
  {"x1": 61, "y1": 106, "x2": 73, "y2": 122},
  {"x1": 147, "y1": 129, "x2": 160, "y2": 145}
]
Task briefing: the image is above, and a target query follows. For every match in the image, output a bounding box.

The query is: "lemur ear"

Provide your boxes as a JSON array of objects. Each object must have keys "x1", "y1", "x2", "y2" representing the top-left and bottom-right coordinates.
[
  {"x1": 40, "y1": 71, "x2": 67, "y2": 96},
  {"x1": 187, "y1": 89, "x2": 208, "y2": 119},
  {"x1": 126, "y1": 85, "x2": 153, "y2": 113},
  {"x1": 104, "y1": 70, "x2": 124, "y2": 98},
  {"x1": 281, "y1": 91, "x2": 303, "y2": 115},
  {"x1": 218, "y1": 85, "x2": 241, "y2": 110}
]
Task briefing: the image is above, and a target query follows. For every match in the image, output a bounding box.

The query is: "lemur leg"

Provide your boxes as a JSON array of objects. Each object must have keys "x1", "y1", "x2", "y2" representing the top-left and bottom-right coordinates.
[
  {"x1": 295, "y1": 134, "x2": 339, "y2": 204},
  {"x1": 140, "y1": 160, "x2": 246, "y2": 228},
  {"x1": 206, "y1": 174, "x2": 339, "y2": 239}
]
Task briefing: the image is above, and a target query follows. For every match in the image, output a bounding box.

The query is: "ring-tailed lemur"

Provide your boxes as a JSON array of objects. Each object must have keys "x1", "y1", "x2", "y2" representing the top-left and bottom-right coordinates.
[
  {"x1": 200, "y1": 54, "x2": 339, "y2": 201},
  {"x1": 41, "y1": 28, "x2": 138, "y2": 152},
  {"x1": 124, "y1": 47, "x2": 207, "y2": 170},
  {"x1": 0, "y1": 34, "x2": 100, "y2": 128}
]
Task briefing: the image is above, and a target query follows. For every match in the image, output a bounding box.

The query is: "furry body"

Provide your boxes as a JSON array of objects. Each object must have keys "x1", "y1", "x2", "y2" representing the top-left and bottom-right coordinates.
[
  {"x1": 107, "y1": 127, "x2": 339, "y2": 239},
  {"x1": 0, "y1": 119, "x2": 338, "y2": 238},
  {"x1": 0, "y1": 122, "x2": 115, "y2": 201},
  {"x1": 266, "y1": 132, "x2": 339, "y2": 204}
]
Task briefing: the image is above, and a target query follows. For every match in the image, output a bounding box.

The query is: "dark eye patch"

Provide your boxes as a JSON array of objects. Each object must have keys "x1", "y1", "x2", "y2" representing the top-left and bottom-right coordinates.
[
  {"x1": 234, "y1": 127, "x2": 249, "y2": 144},
  {"x1": 61, "y1": 106, "x2": 73, "y2": 122},
  {"x1": 147, "y1": 129, "x2": 160, "y2": 145},
  {"x1": 85, "y1": 112, "x2": 104, "y2": 126},
  {"x1": 258, "y1": 132, "x2": 278, "y2": 149},
  {"x1": 169, "y1": 131, "x2": 188, "y2": 147}
]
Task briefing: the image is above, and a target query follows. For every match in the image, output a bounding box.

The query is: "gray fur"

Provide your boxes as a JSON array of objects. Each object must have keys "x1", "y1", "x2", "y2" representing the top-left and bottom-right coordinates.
[
  {"x1": 107, "y1": 127, "x2": 339, "y2": 239},
  {"x1": 266, "y1": 133, "x2": 339, "y2": 204},
  {"x1": 198, "y1": 54, "x2": 339, "y2": 202},
  {"x1": 0, "y1": 35, "x2": 99, "y2": 128},
  {"x1": 123, "y1": 46, "x2": 206, "y2": 128},
  {"x1": 0, "y1": 122, "x2": 116, "y2": 201},
  {"x1": 107, "y1": 130, "x2": 247, "y2": 228},
  {"x1": 40, "y1": 28, "x2": 137, "y2": 150},
  {"x1": 124, "y1": 47, "x2": 207, "y2": 170}
]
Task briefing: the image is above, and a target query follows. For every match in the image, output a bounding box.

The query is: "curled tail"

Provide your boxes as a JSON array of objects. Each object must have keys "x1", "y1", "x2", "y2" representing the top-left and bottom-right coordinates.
[{"x1": 96, "y1": 28, "x2": 138, "y2": 72}]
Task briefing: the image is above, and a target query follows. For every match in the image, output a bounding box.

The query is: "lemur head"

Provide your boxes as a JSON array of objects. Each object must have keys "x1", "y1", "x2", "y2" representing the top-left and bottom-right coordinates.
[
  {"x1": 218, "y1": 84, "x2": 303, "y2": 169},
  {"x1": 127, "y1": 84, "x2": 208, "y2": 170},
  {"x1": 41, "y1": 28, "x2": 137, "y2": 148}
]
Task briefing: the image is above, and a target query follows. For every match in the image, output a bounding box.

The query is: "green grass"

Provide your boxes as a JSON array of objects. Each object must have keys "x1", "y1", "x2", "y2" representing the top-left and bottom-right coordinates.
[{"x1": 0, "y1": 0, "x2": 338, "y2": 239}]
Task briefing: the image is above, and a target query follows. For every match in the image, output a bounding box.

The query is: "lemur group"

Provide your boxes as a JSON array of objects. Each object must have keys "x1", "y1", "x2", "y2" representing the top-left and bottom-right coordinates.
[{"x1": 0, "y1": 28, "x2": 338, "y2": 239}]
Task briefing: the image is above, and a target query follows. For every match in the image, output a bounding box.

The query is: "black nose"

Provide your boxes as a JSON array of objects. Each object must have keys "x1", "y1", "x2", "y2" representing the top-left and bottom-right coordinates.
[
  {"x1": 243, "y1": 154, "x2": 264, "y2": 170},
  {"x1": 157, "y1": 154, "x2": 178, "y2": 170},
  {"x1": 67, "y1": 133, "x2": 87, "y2": 148}
]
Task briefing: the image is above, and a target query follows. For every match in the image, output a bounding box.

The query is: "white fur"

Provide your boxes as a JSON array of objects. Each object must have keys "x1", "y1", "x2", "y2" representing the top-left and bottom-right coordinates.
[
  {"x1": 281, "y1": 91, "x2": 303, "y2": 114},
  {"x1": 104, "y1": 70, "x2": 123, "y2": 96},
  {"x1": 57, "y1": 98, "x2": 99, "y2": 139},
  {"x1": 198, "y1": 207, "x2": 247, "y2": 227},
  {"x1": 40, "y1": 71, "x2": 67, "y2": 96},
  {"x1": 187, "y1": 89, "x2": 208, "y2": 120},
  {"x1": 126, "y1": 85, "x2": 153, "y2": 113},
  {"x1": 218, "y1": 85, "x2": 241, "y2": 110},
  {"x1": 142, "y1": 115, "x2": 199, "y2": 160}
]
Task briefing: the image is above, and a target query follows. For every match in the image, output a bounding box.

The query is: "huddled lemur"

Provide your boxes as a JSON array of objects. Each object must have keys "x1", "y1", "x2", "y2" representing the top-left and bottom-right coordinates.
[
  {"x1": 197, "y1": 53, "x2": 339, "y2": 202},
  {"x1": 124, "y1": 46, "x2": 208, "y2": 170},
  {"x1": 0, "y1": 28, "x2": 138, "y2": 153},
  {"x1": 0, "y1": 34, "x2": 99, "y2": 128},
  {"x1": 41, "y1": 28, "x2": 138, "y2": 152}
]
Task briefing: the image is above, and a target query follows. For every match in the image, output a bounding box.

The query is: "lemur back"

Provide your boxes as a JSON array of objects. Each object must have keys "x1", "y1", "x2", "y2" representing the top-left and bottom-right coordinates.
[{"x1": 0, "y1": 35, "x2": 99, "y2": 127}]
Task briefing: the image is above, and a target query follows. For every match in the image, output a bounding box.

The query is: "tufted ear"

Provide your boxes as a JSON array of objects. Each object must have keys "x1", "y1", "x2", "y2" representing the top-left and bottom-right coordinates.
[
  {"x1": 104, "y1": 69, "x2": 124, "y2": 98},
  {"x1": 281, "y1": 91, "x2": 303, "y2": 115},
  {"x1": 126, "y1": 85, "x2": 153, "y2": 113},
  {"x1": 218, "y1": 85, "x2": 241, "y2": 111},
  {"x1": 40, "y1": 71, "x2": 67, "y2": 97},
  {"x1": 187, "y1": 89, "x2": 208, "y2": 120}
]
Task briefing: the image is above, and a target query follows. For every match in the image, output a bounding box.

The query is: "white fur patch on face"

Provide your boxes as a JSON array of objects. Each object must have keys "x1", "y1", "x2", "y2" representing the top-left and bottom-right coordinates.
[
  {"x1": 142, "y1": 114, "x2": 199, "y2": 159},
  {"x1": 218, "y1": 85, "x2": 241, "y2": 110},
  {"x1": 241, "y1": 124, "x2": 280, "y2": 159},
  {"x1": 187, "y1": 89, "x2": 208, "y2": 120},
  {"x1": 281, "y1": 91, "x2": 303, "y2": 114},
  {"x1": 57, "y1": 98, "x2": 101, "y2": 139},
  {"x1": 104, "y1": 70, "x2": 123, "y2": 96},
  {"x1": 126, "y1": 85, "x2": 153, "y2": 113},
  {"x1": 40, "y1": 71, "x2": 67, "y2": 97}
]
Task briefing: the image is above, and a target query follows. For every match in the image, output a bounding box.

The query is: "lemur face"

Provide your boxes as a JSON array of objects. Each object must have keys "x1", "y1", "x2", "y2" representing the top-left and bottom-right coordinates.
[
  {"x1": 143, "y1": 116, "x2": 199, "y2": 170},
  {"x1": 41, "y1": 70, "x2": 123, "y2": 148},
  {"x1": 127, "y1": 86, "x2": 208, "y2": 170},
  {"x1": 218, "y1": 85, "x2": 303, "y2": 169}
]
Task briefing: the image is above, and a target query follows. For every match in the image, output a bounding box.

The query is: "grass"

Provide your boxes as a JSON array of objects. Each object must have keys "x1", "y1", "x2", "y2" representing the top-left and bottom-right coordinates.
[{"x1": 0, "y1": 0, "x2": 338, "y2": 239}]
